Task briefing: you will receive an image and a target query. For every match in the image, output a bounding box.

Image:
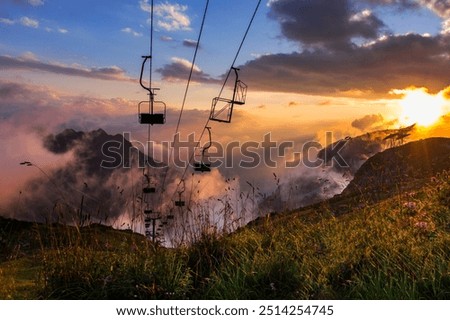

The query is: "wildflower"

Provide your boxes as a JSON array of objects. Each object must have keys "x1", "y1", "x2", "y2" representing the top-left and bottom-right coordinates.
[
  {"x1": 403, "y1": 202, "x2": 417, "y2": 210},
  {"x1": 414, "y1": 221, "x2": 428, "y2": 230}
]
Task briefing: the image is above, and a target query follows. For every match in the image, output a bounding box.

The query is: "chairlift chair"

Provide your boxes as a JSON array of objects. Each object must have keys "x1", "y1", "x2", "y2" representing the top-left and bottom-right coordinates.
[
  {"x1": 142, "y1": 171, "x2": 156, "y2": 193},
  {"x1": 175, "y1": 199, "x2": 185, "y2": 207},
  {"x1": 194, "y1": 161, "x2": 211, "y2": 172},
  {"x1": 175, "y1": 180, "x2": 186, "y2": 207},
  {"x1": 138, "y1": 55, "x2": 166, "y2": 125},
  {"x1": 145, "y1": 211, "x2": 161, "y2": 221},
  {"x1": 138, "y1": 100, "x2": 166, "y2": 125},
  {"x1": 194, "y1": 127, "x2": 212, "y2": 173},
  {"x1": 143, "y1": 186, "x2": 156, "y2": 193},
  {"x1": 210, "y1": 67, "x2": 247, "y2": 123}
]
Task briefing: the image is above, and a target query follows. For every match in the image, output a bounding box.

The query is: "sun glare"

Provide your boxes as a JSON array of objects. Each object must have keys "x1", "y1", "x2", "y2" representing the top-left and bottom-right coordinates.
[{"x1": 394, "y1": 88, "x2": 446, "y2": 127}]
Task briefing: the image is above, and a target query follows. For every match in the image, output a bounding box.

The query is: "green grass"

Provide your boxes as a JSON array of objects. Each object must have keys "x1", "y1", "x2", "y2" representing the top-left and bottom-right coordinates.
[
  {"x1": 1, "y1": 172, "x2": 449, "y2": 299},
  {"x1": 0, "y1": 258, "x2": 40, "y2": 299}
]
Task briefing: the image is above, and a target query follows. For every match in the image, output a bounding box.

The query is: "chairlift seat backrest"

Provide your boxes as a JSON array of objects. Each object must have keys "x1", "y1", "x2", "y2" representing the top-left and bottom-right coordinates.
[
  {"x1": 233, "y1": 80, "x2": 247, "y2": 105},
  {"x1": 139, "y1": 113, "x2": 165, "y2": 125},
  {"x1": 194, "y1": 162, "x2": 211, "y2": 172},
  {"x1": 138, "y1": 100, "x2": 166, "y2": 125},
  {"x1": 175, "y1": 200, "x2": 185, "y2": 207},
  {"x1": 143, "y1": 187, "x2": 156, "y2": 194},
  {"x1": 209, "y1": 67, "x2": 247, "y2": 123}
]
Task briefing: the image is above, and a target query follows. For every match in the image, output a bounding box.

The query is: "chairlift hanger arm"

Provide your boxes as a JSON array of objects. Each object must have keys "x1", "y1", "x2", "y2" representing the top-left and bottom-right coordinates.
[
  {"x1": 232, "y1": 67, "x2": 240, "y2": 82},
  {"x1": 140, "y1": 55, "x2": 153, "y2": 94},
  {"x1": 203, "y1": 126, "x2": 212, "y2": 151}
]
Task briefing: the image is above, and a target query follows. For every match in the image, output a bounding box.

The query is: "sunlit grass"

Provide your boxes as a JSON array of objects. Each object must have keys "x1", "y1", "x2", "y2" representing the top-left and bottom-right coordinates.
[
  {"x1": 0, "y1": 258, "x2": 40, "y2": 299},
  {"x1": 1, "y1": 172, "x2": 449, "y2": 299}
]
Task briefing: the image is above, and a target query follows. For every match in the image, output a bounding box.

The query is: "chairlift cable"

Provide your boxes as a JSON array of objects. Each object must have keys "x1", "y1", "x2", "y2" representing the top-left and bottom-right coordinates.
[
  {"x1": 175, "y1": 0, "x2": 210, "y2": 136},
  {"x1": 143, "y1": 0, "x2": 159, "y2": 240},
  {"x1": 146, "y1": 0, "x2": 154, "y2": 179},
  {"x1": 167, "y1": 0, "x2": 262, "y2": 204},
  {"x1": 157, "y1": 0, "x2": 210, "y2": 207},
  {"x1": 216, "y1": 0, "x2": 262, "y2": 100}
]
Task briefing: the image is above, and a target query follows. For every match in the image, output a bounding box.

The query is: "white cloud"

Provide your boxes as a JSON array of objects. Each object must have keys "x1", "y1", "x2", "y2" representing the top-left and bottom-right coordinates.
[
  {"x1": 121, "y1": 27, "x2": 143, "y2": 37},
  {"x1": 442, "y1": 18, "x2": 450, "y2": 34},
  {"x1": 28, "y1": 0, "x2": 44, "y2": 6},
  {"x1": 44, "y1": 26, "x2": 69, "y2": 34},
  {"x1": 419, "y1": 0, "x2": 450, "y2": 19},
  {"x1": 20, "y1": 16, "x2": 39, "y2": 28},
  {"x1": 139, "y1": 0, "x2": 152, "y2": 12},
  {"x1": 0, "y1": 18, "x2": 15, "y2": 25},
  {"x1": 160, "y1": 35, "x2": 173, "y2": 41},
  {"x1": 350, "y1": 9, "x2": 373, "y2": 22},
  {"x1": 19, "y1": 51, "x2": 39, "y2": 61},
  {"x1": 140, "y1": 0, "x2": 191, "y2": 31},
  {"x1": 155, "y1": 3, "x2": 191, "y2": 31},
  {"x1": 171, "y1": 57, "x2": 201, "y2": 72}
]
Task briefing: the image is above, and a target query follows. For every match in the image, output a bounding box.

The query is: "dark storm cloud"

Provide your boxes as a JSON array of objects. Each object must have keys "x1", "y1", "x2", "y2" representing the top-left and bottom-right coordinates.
[
  {"x1": 239, "y1": 33, "x2": 450, "y2": 97},
  {"x1": 0, "y1": 54, "x2": 132, "y2": 81},
  {"x1": 236, "y1": 0, "x2": 450, "y2": 97},
  {"x1": 156, "y1": 0, "x2": 449, "y2": 97},
  {"x1": 268, "y1": 0, "x2": 385, "y2": 49}
]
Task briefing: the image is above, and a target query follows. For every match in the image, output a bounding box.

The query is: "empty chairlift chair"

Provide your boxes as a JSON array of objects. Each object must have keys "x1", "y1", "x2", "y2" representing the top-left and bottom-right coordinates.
[
  {"x1": 167, "y1": 210, "x2": 175, "y2": 220},
  {"x1": 193, "y1": 151, "x2": 211, "y2": 172},
  {"x1": 175, "y1": 195, "x2": 185, "y2": 207},
  {"x1": 194, "y1": 127, "x2": 212, "y2": 173},
  {"x1": 142, "y1": 171, "x2": 156, "y2": 194},
  {"x1": 138, "y1": 55, "x2": 166, "y2": 125},
  {"x1": 210, "y1": 67, "x2": 247, "y2": 123},
  {"x1": 143, "y1": 185, "x2": 156, "y2": 193},
  {"x1": 175, "y1": 180, "x2": 186, "y2": 207}
]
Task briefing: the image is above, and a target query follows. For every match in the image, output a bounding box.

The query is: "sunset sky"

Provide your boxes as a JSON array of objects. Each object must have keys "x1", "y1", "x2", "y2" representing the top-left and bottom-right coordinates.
[{"x1": 1, "y1": 0, "x2": 450, "y2": 215}]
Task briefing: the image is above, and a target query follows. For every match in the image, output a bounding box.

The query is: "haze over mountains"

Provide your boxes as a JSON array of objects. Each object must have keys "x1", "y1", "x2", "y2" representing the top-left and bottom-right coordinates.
[{"x1": 4, "y1": 123, "x2": 447, "y2": 239}]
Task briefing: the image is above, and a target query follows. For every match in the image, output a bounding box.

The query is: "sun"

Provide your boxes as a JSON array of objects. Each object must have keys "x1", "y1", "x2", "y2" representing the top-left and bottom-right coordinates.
[{"x1": 394, "y1": 88, "x2": 445, "y2": 127}]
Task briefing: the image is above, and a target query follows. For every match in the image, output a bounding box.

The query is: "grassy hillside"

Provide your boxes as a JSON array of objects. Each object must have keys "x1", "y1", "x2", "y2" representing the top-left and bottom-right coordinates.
[
  {"x1": 1, "y1": 171, "x2": 449, "y2": 299},
  {"x1": 1, "y1": 139, "x2": 449, "y2": 299}
]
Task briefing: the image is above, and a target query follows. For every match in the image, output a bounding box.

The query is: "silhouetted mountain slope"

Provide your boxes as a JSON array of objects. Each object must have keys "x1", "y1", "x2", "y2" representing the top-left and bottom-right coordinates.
[{"x1": 342, "y1": 137, "x2": 450, "y2": 199}]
